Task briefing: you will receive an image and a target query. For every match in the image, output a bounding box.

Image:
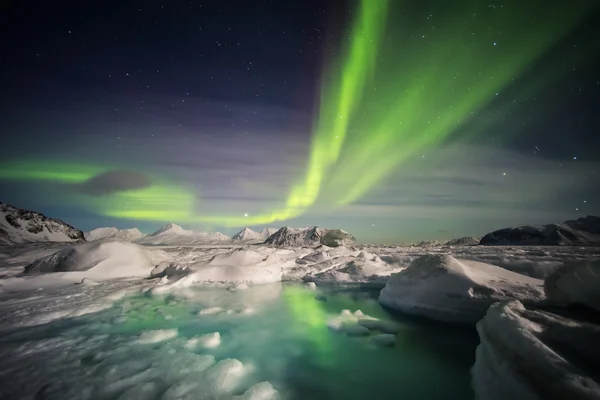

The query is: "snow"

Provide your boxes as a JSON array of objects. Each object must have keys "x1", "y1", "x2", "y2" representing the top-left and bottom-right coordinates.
[
  {"x1": 24, "y1": 240, "x2": 168, "y2": 278},
  {"x1": 473, "y1": 300, "x2": 600, "y2": 400},
  {"x1": 544, "y1": 260, "x2": 600, "y2": 312},
  {"x1": 85, "y1": 227, "x2": 145, "y2": 241},
  {"x1": 379, "y1": 254, "x2": 545, "y2": 324},
  {"x1": 160, "y1": 249, "x2": 285, "y2": 287},
  {"x1": 264, "y1": 226, "x2": 355, "y2": 247},
  {"x1": 232, "y1": 227, "x2": 278, "y2": 242},
  {"x1": 0, "y1": 202, "x2": 85, "y2": 244},
  {"x1": 2, "y1": 213, "x2": 600, "y2": 399},
  {"x1": 135, "y1": 223, "x2": 231, "y2": 245}
]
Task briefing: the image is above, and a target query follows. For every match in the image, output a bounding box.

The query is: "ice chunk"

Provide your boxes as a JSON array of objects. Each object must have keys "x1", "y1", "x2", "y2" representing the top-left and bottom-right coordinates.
[
  {"x1": 185, "y1": 332, "x2": 221, "y2": 349},
  {"x1": 379, "y1": 254, "x2": 545, "y2": 324},
  {"x1": 544, "y1": 261, "x2": 600, "y2": 312},
  {"x1": 473, "y1": 300, "x2": 600, "y2": 400},
  {"x1": 357, "y1": 318, "x2": 401, "y2": 333},
  {"x1": 238, "y1": 381, "x2": 279, "y2": 400},
  {"x1": 137, "y1": 329, "x2": 178, "y2": 344},
  {"x1": 198, "y1": 306, "x2": 225, "y2": 315},
  {"x1": 203, "y1": 358, "x2": 248, "y2": 394}
]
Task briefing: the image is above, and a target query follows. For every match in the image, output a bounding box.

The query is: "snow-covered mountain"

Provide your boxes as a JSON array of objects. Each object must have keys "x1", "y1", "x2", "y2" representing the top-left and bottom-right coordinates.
[
  {"x1": 264, "y1": 226, "x2": 355, "y2": 247},
  {"x1": 445, "y1": 237, "x2": 480, "y2": 246},
  {"x1": 480, "y1": 215, "x2": 600, "y2": 246},
  {"x1": 410, "y1": 240, "x2": 446, "y2": 248},
  {"x1": 85, "y1": 227, "x2": 145, "y2": 242},
  {"x1": 135, "y1": 223, "x2": 230, "y2": 245},
  {"x1": 0, "y1": 202, "x2": 85, "y2": 245},
  {"x1": 231, "y1": 227, "x2": 279, "y2": 242}
]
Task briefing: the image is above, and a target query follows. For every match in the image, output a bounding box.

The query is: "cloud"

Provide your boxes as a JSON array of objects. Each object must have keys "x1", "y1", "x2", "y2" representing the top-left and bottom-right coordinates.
[{"x1": 76, "y1": 170, "x2": 151, "y2": 196}]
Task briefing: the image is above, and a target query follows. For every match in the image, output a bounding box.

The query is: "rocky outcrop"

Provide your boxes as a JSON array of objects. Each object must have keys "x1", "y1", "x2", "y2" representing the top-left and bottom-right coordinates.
[
  {"x1": 0, "y1": 202, "x2": 85, "y2": 245},
  {"x1": 480, "y1": 216, "x2": 600, "y2": 246},
  {"x1": 265, "y1": 226, "x2": 355, "y2": 247}
]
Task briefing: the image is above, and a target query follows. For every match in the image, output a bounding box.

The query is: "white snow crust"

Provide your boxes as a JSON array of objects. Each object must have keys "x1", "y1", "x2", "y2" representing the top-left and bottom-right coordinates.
[{"x1": 379, "y1": 254, "x2": 545, "y2": 324}]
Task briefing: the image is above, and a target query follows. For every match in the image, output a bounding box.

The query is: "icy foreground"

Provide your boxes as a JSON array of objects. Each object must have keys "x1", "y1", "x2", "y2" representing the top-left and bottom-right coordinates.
[
  {"x1": 473, "y1": 300, "x2": 600, "y2": 400},
  {"x1": 379, "y1": 254, "x2": 545, "y2": 324},
  {"x1": 0, "y1": 282, "x2": 478, "y2": 399},
  {"x1": 472, "y1": 262, "x2": 600, "y2": 400},
  {"x1": 2, "y1": 223, "x2": 600, "y2": 399}
]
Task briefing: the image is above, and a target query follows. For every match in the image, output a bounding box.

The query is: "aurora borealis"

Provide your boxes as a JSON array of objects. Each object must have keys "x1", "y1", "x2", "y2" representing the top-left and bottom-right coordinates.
[{"x1": 2, "y1": 0, "x2": 599, "y2": 242}]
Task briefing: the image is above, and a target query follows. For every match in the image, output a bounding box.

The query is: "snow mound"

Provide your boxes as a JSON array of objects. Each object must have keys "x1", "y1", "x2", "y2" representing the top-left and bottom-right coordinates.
[
  {"x1": 24, "y1": 240, "x2": 168, "y2": 279},
  {"x1": 135, "y1": 223, "x2": 230, "y2": 245},
  {"x1": 164, "y1": 249, "x2": 284, "y2": 286},
  {"x1": 305, "y1": 257, "x2": 403, "y2": 287},
  {"x1": 480, "y1": 215, "x2": 600, "y2": 246},
  {"x1": 473, "y1": 300, "x2": 600, "y2": 400},
  {"x1": 85, "y1": 227, "x2": 145, "y2": 241},
  {"x1": 0, "y1": 202, "x2": 85, "y2": 244},
  {"x1": 379, "y1": 254, "x2": 545, "y2": 324},
  {"x1": 265, "y1": 226, "x2": 355, "y2": 247},
  {"x1": 544, "y1": 260, "x2": 600, "y2": 312}
]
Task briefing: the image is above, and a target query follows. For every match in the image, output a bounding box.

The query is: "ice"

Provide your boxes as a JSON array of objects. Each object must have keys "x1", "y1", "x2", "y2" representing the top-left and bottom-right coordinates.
[
  {"x1": 544, "y1": 260, "x2": 600, "y2": 311},
  {"x1": 372, "y1": 334, "x2": 396, "y2": 347},
  {"x1": 2, "y1": 222, "x2": 600, "y2": 400},
  {"x1": 116, "y1": 381, "x2": 161, "y2": 400},
  {"x1": 23, "y1": 240, "x2": 169, "y2": 278},
  {"x1": 237, "y1": 381, "x2": 279, "y2": 400},
  {"x1": 85, "y1": 227, "x2": 145, "y2": 242},
  {"x1": 136, "y1": 223, "x2": 230, "y2": 246},
  {"x1": 473, "y1": 300, "x2": 600, "y2": 400},
  {"x1": 198, "y1": 306, "x2": 225, "y2": 315},
  {"x1": 159, "y1": 249, "x2": 286, "y2": 286},
  {"x1": 379, "y1": 254, "x2": 545, "y2": 324},
  {"x1": 137, "y1": 329, "x2": 178, "y2": 344},
  {"x1": 185, "y1": 332, "x2": 221, "y2": 349}
]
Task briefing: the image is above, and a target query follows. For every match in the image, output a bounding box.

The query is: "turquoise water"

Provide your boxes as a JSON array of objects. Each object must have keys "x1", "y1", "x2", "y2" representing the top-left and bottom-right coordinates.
[{"x1": 0, "y1": 283, "x2": 478, "y2": 399}]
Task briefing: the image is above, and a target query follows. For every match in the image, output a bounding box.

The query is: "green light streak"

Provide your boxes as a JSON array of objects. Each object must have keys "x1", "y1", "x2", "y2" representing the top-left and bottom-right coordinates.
[
  {"x1": 1, "y1": 1, "x2": 594, "y2": 226},
  {"x1": 0, "y1": 161, "x2": 105, "y2": 183},
  {"x1": 0, "y1": 160, "x2": 197, "y2": 222},
  {"x1": 282, "y1": 285, "x2": 335, "y2": 365}
]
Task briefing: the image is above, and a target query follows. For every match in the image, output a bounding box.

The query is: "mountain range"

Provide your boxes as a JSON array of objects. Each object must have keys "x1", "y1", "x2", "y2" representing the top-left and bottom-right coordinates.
[{"x1": 1, "y1": 201, "x2": 599, "y2": 247}]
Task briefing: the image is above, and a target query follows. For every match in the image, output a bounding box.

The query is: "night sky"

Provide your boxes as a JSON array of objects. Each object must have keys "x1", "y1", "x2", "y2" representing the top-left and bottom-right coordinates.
[{"x1": 1, "y1": 0, "x2": 599, "y2": 243}]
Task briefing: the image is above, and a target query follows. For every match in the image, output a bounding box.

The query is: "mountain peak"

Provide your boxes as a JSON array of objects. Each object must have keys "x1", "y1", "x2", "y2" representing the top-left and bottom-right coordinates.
[{"x1": 0, "y1": 202, "x2": 85, "y2": 244}]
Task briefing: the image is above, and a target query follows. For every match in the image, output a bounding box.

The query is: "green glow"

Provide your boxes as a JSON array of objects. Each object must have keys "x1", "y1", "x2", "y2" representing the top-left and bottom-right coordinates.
[
  {"x1": 1, "y1": 1, "x2": 594, "y2": 226},
  {"x1": 89, "y1": 184, "x2": 197, "y2": 221},
  {"x1": 0, "y1": 160, "x2": 197, "y2": 222},
  {"x1": 197, "y1": 0, "x2": 592, "y2": 225},
  {"x1": 282, "y1": 285, "x2": 335, "y2": 365},
  {"x1": 0, "y1": 161, "x2": 105, "y2": 183}
]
